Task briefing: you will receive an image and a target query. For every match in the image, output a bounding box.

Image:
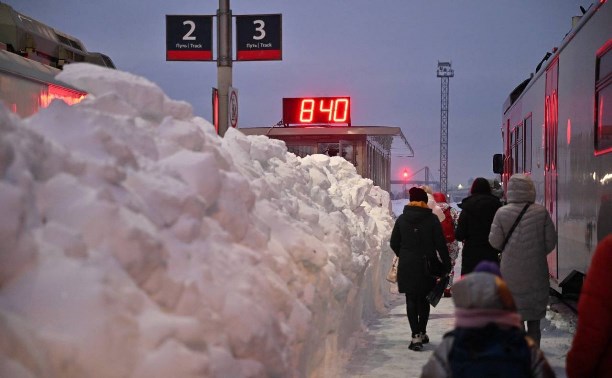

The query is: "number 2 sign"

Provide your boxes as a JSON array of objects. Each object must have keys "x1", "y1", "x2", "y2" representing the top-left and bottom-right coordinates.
[
  {"x1": 166, "y1": 15, "x2": 213, "y2": 61},
  {"x1": 236, "y1": 14, "x2": 282, "y2": 61}
]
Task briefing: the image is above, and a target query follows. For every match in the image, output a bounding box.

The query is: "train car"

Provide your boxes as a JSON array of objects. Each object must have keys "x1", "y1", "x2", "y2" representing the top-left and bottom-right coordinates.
[
  {"x1": 493, "y1": 0, "x2": 612, "y2": 295},
  {"x1": 0, "y1": 2, "x2": 115, "y2": 69},
  {"x1": 0, "y1": 2, "x2": 115, "y2": 117},
  {"x1": 0, "y1": 48, "x2": 86, "y2": 117}
]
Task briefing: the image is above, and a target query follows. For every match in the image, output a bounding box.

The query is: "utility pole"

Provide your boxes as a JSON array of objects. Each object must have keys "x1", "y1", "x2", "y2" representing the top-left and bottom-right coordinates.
[
  {"x1": 437, "y1": 61, "x2": 454, "y2": 194},
  {"x1": 217, "y1": 0, "x2": 232, "y2": 136}
]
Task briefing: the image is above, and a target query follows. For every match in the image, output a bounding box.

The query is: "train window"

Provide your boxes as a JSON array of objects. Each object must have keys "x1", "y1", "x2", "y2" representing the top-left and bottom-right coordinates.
[
  {"x1": 595, "y1": 43, "x2": 612, "y2": 154},
  {"x1": 511, "y1": 123, "x2": 524, "y2": 173}
]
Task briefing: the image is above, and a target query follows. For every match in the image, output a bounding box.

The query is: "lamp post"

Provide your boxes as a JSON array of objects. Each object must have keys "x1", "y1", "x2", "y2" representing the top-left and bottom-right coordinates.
[{"x1": 403, "y1": 169, "x2": 409, "y2": 199}]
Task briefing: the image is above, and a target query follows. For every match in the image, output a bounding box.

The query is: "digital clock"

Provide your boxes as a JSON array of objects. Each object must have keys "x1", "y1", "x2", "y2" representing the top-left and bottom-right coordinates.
[{"x1": 282, "y1": 97, "x2": 351, "y2": 126}]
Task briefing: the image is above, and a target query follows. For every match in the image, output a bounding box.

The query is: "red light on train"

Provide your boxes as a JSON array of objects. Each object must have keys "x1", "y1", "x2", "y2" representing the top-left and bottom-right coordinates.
[
  {"x1": 283, "y1": 97, "x2": 351, "y2": 126},
  {"x1": 39, "y1": 85, "x2": 86, "y2": 108}
]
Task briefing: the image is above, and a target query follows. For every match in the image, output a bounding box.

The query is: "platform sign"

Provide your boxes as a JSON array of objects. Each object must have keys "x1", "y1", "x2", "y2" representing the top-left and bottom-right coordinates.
[
  {"x1": 166, "y1": 15, "x2": 213, "y2": 61},
  {"x1": 236, "y1": 14, "x2": 282, "y2": 61}
]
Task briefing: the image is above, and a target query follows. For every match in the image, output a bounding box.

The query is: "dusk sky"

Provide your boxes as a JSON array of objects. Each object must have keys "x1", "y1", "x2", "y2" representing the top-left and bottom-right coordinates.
[{"x1": 7, "y1": 0, "x2": 593, "y2": 187}]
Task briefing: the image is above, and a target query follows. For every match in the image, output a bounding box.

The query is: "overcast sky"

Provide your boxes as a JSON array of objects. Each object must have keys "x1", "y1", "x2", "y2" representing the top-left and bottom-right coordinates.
[{"x1": 7, "y1": 0, "x2": 592, "y2": 187}]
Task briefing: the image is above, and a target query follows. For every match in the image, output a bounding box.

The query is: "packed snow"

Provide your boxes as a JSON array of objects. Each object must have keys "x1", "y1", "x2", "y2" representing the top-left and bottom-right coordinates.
[
  {"x1": 0, "y1": 63, "x2": 398, "y2": 378},
  {"x1": 0, "y1": 63, "x2": 579, "y2": 378}
]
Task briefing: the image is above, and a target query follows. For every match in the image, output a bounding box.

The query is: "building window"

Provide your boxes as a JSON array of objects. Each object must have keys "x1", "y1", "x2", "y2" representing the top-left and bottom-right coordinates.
[
  {"x1": 595, "y1": 41, "x2": 612, "y2": 154},
  {"x1": 287, "y1": 145, "x2": 315, "y2": 158}
]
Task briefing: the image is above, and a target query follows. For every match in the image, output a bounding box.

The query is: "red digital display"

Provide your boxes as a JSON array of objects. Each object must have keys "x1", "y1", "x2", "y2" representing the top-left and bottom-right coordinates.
[{"x1": 283, "y1": 97, "x2": 351, "y2": 126}]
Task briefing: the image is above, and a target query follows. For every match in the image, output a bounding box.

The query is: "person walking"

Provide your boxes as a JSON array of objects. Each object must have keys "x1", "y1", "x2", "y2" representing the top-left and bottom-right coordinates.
[
  {"x1": 420, "y1": 270, "x2": 555, "y2": 378},
  {"x1": 489, "y1": 174, "x2": 556, "y2": 347},
  {"x1": 390, "y1": 187, "x2": 451, "y2": 351},
  {"x1": 566, "y1": 234, "x2": 612, "y2": 378},
  {"x1": 433, "y1": 192, "x2": 460, "y2": 297},
  {"x1": 455, "y1": 177, "x2": 502, "y2": 275}
]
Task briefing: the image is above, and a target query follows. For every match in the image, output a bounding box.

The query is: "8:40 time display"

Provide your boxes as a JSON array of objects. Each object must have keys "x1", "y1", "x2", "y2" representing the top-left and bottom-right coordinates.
[{"x1": 282, "y1": 97, "x2": 351, "y2": 126}]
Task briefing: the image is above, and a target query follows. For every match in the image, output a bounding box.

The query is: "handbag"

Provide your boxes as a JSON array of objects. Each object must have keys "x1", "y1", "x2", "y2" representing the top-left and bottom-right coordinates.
[
  {"x1": 386, "y1": 256, "x2": 398, "y2": 283},
  {"x1": 425, "y1": 252, "x2": 446, "y2": 278},
  {"x1": 498, "y1": 203, "x2": 530, "y2": 261},
  {"x1": 426, "y1": 275, "x2": 450, "y2": 307}
]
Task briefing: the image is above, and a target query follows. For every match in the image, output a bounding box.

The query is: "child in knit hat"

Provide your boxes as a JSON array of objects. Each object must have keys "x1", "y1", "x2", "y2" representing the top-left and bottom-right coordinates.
[{"x1": 420, "y1": 271, "x2": 554, "y2": 378}]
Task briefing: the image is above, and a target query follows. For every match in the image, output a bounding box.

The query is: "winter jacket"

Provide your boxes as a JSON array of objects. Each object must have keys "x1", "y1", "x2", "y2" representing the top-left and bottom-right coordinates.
[
  {"x1": 455, "y1": 193, "x2": 502, "y2": 274},
  {"x1": 421, "y1": 332, "x2": 554, "y2": 378},
  {"x1": 566, "y1": 235, "x2": 612, "y2": 378},
  {"x1": 489, "y1": 174, "x2": 556, "y2": 320},
  {"x1": 390, "y1": 203, "x2": 451, "y2": 296},
  {"x1": 420, "y1": 272, "x2": 555, "y2": 378}
]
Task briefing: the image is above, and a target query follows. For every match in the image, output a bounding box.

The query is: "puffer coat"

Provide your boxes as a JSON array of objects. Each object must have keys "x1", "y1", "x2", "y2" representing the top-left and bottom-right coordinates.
[
  {"x1": 455, "y1": 193, "x2": 502, "y2": 274},
  {"x1": 489, "y1": 174, "x2": 556, "y2": 320},
  {"x1": 390, "y1": 204, "x2": 451, "y2": 296}
]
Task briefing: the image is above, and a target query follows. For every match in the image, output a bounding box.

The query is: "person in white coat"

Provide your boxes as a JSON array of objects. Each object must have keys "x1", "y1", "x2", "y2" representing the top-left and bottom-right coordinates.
[
  {"x1": 488, "y1": 174, "x2": 556, "y2": 347},
  {"x1": 420, "y1": 185, "x2": 445, "y2": 222}
]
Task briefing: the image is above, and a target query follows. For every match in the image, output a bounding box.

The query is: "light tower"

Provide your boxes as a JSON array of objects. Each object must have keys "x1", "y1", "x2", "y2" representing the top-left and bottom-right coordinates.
[{"x1": 437, "y1": 61, "x2": 454, "y2": 194}]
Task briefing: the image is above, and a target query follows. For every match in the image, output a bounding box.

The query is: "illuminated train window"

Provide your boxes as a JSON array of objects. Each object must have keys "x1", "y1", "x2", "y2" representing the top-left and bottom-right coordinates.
[
  {"x1": 595, "y1": 41, "x2": 612, "y2": 154},
  {"x1": 0, "y1": 71, "x2": 85, "y2": 117}
]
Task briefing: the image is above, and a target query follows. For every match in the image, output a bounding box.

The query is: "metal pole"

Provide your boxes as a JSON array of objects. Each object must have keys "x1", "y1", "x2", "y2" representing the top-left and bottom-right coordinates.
[{"x1": 217, "y1": 0, "x2": 232, "y2": 136}]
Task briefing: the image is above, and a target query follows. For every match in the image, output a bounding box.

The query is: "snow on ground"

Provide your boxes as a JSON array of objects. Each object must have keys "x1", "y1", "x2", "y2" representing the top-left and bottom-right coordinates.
[{"x1": 0, "y1": 63, "x2": 398, "y2": 378}]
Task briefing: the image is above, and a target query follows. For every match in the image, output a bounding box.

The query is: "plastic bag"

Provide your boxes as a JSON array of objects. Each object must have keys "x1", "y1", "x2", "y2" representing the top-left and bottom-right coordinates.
[{"x1": 426, "y1": 275, "x2": 449, "y2": 307}]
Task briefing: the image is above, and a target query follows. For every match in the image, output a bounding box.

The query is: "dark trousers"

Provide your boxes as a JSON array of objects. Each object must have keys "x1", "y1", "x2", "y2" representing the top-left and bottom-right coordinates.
[{"x1": 405, "y1": 294, "x2": 430, "y2": 336}]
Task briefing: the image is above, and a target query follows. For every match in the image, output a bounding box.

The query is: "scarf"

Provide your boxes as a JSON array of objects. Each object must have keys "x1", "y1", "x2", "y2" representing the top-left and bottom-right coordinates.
[
  {"x1": 408, "y1": 201, "x2": 429, "y2": 209},
  {"x1": 454, "y1": 308, "x2": 522, "y2": 329}
]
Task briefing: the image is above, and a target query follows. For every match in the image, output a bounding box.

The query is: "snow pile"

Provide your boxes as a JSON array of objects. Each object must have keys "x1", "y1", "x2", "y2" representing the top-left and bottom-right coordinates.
[{"x1": 0, "y1": 64, "x2": 395, "y2": 378}]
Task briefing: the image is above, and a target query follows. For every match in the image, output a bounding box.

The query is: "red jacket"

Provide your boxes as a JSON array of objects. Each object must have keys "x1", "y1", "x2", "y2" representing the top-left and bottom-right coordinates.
[{"x1": 566, "y1": 234, "x2": 612, "y2": 378}]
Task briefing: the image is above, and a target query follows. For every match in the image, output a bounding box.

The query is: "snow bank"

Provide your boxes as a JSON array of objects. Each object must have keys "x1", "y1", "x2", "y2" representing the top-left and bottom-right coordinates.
[{"x1": 0, "y1": 63, "x2": 396, "y2": 377}]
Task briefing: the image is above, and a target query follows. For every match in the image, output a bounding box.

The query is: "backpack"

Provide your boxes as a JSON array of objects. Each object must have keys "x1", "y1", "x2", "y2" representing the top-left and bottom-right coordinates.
[
  {"x1": 440, "y1": 207, "x2": 455, "y2": 243},
  {"x1": 448, "y1": 324, "x2": 531, "y2": 378}
]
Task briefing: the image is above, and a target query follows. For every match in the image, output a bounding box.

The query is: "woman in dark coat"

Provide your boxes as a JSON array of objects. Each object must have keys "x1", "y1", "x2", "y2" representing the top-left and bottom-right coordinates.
[
  {"x1": 390, "y1": 187, "x2": 451, "y2": 351},
  {"x1": 455, "y1": 177, "x2": 502, "y2": 275}
]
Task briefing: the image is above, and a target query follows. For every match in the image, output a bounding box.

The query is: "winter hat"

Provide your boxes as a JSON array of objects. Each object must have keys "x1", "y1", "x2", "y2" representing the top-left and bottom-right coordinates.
[
  {"x1": 474, "y1": 261, "x2": 502, "y2": 277},
  {"x1": 453, "y1": 272, "x2": 516, "y2": 311},
  {"x1": 409, "y1": 187, "x2": 428, "y2": 203},
  {"x1": 452, "y1": 272, "x2": 521, "y2": 328},
  {"x1": 432, "y1": 192, "x2": 447, "y2": 203},
  {"x1": 470, "y1": 177, "x2": 492, "y2": 195}
]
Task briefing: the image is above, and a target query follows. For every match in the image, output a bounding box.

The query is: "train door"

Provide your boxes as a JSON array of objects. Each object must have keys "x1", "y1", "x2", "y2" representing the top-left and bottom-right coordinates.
[
  {"x1": 503, "y1": 118, "x2": 513, "y2": 189},
  {"x1": 544, "y1": 59, "x2": 559, "y2": 281}
]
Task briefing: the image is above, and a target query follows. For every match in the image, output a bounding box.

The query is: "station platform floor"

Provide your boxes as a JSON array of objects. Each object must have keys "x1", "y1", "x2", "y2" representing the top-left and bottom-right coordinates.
[{"x1": 343, "y1": 286, "x2": 576, "y2": 378}]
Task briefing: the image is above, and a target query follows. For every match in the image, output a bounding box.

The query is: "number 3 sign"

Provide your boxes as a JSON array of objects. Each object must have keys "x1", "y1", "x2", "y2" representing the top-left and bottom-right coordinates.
[{"x1": 236, "y1": 14, "x2": 282, "y2": 61}]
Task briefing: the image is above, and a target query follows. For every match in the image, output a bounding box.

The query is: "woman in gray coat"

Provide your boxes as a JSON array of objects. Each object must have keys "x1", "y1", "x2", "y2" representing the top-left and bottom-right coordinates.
[{"x1": 489, "y1": 174, "x2": 556, "y2": 346}]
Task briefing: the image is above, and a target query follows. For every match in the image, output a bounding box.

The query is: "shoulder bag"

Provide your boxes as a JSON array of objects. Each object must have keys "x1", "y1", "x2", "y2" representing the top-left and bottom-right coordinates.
[
  {"x1": 498, "y1": 203, "x2": 530, "y2": 261},
  {"x1": 386, "y1": 256, "x2": 399, "y2": 283}
]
